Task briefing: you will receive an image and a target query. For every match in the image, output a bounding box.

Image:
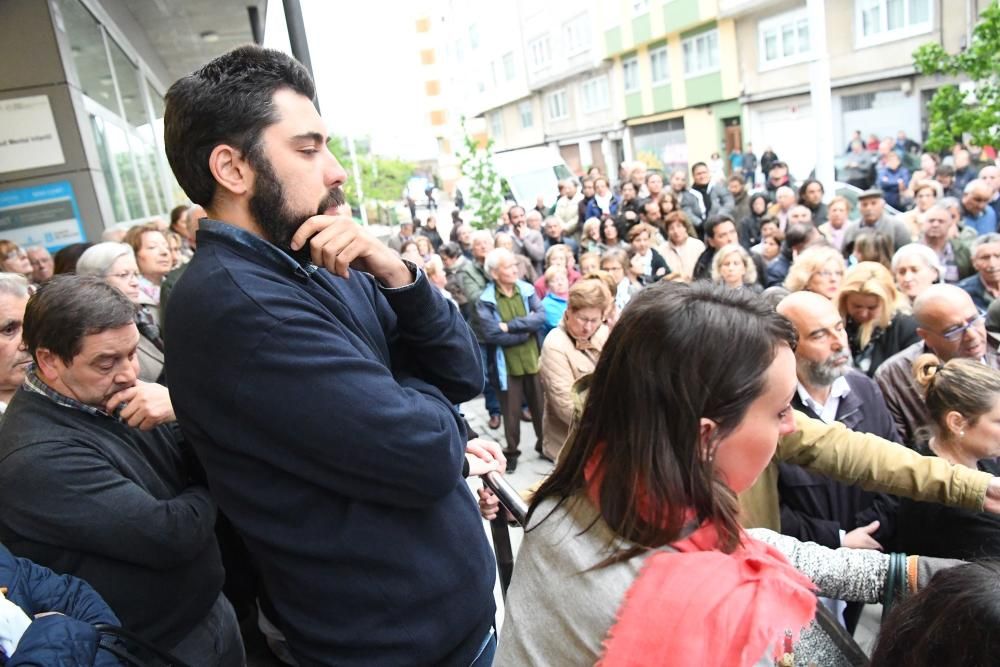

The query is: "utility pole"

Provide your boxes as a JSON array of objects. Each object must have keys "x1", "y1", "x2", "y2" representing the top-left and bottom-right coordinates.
[
  {"x1": 807, "y1": 0, "x2": 835, "y2": 188},
  {"x1": 281, "y1": 0, "x2": 368, "y2": 224}
]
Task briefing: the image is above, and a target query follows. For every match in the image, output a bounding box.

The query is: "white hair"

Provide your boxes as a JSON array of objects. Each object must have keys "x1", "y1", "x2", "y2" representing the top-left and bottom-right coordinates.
[
  {"x1": 484, "y1": 247, "x2": 515, "y2": 276},
  {"x1": 75, "y1": 242, "x2": 135, "y2": 277},
  {"x1": 890, "y1": 243, "x2": 944, "y2": 280}
]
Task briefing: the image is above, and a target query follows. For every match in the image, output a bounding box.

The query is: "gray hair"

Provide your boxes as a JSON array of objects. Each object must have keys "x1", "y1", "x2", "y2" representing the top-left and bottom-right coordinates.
[
  {"x1": 972, "y1": 233, "x2": 1000, "y2": 255},
  {"x1": 776, "y1": 186, "x2": 796, "y2": 200},
  {"x1": 891, "y1": 243, "x2": 944, "y2": 280},
  {"x1": 939, "y1": 196, "x2": 961, "y2": 213},
  {"x1": 470, "y1": 229, "x2": 494, "y2": 247},
  {"x1": 525, "y1": 209, "x2": 543, "y2": 223},
  {"x1": 964, "y1": 178, "x2": 990, "y2": 195},
  {"x1": 75, "y1": 242, "x2": 135, "y2": 277},
  {"x1": 484, "y1": 247, "x2": 515, "y2": 276},
  {"x1": 0, "y1": 272, "x2": 30, "y2": 299}
]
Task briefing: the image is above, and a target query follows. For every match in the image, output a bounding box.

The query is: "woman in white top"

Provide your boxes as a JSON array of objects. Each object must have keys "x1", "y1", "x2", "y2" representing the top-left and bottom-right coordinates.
[{"x1": 659, "y1": 211, "x2": 705, "y2": 282}]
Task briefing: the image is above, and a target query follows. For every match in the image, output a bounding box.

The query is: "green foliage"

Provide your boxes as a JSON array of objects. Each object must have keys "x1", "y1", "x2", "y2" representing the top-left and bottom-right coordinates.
[
  {"x1": 913, "y1": 3, "x2": 1000, "y2": 151},
  {"x1": 326, "y1": 136, "x2": 416, "y2": 208},
  {"x1": 457, "y1": 118, "x2": 503, "y2": 230}
]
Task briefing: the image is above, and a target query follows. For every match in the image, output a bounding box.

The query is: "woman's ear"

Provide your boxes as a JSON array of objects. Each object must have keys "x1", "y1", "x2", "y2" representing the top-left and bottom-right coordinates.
[
  {"x1": 944, "y1": 410, "x2": 968, "y2": 439},
  {"x1": 699, "y1": 418, "x2": 718, "y2": 462}
]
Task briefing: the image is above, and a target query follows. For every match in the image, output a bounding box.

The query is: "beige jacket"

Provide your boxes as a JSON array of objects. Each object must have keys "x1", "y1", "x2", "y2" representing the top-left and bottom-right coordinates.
[
  {"x1": 538, "y1": 324, "x2": 608, "y2": 461},
  {"x1": 739, "y1": 411, "x2": 991, "y2": 530}
]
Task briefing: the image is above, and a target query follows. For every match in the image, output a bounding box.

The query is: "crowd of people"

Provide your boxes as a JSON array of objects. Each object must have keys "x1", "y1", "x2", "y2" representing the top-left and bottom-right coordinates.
[{"x1": 2, "y1": 42, "x2": 1000, "y2": 667}]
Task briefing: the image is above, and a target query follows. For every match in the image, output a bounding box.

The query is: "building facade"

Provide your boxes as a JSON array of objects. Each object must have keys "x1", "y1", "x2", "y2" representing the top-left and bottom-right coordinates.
[
  {"x1": 726, "y1": 0, "x2": 990, "y2": 180},
  {"x1": 0, "y1": 0, "x2": 262, "y2": 247},
  {"x1": 600, "y1": 0, "x2": 743, "y2": 178}
]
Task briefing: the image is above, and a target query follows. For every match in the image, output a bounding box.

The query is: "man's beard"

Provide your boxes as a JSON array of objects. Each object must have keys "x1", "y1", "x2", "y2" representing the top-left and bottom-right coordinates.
[
  {"x1": 803, "y1": 350, "x2": 851, "y2": 387},
  {"x1": 248, "y1": 154, "x2": 345, "y2": 263}
]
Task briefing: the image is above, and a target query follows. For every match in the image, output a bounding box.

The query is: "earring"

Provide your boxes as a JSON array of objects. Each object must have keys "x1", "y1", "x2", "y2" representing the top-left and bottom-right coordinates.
[{"x1": 960, "y1": 430, "x2": 965, "y2": 437}]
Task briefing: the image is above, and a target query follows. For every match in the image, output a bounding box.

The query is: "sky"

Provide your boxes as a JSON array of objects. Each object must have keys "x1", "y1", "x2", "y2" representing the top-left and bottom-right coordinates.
[{"x1": 263, "y1": 1, "x2": 438, "y2": 161}]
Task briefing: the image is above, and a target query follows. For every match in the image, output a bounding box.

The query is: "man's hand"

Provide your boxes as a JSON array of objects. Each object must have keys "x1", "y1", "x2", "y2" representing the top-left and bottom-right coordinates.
[
  {"x1": 0, "y1": 589, "x2": 31, "y2": 657},
  {"x1": 106, "y1": 381, "x2": 175, "y2": 430},
  {"x1": 842, "y1": 520, "x2": 883, "y2": 550},
  {"x1": 290, "y1": 215, "x2": 412, "y2": 287},
  {"x1": 465, "y1": 437, "x2": 506, "y2": 477},
  {"x1": 984, "y1": 477, "x2": 1000, "y2": 514}
]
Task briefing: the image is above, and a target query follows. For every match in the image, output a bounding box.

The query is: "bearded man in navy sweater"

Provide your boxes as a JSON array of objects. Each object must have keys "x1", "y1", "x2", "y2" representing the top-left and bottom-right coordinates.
[{"x1": 162, "y1": 46, "x2": 496, "y2": 666}]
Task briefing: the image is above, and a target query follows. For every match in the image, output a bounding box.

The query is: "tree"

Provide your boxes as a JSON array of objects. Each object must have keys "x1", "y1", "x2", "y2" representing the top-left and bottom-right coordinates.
[
  {"x1": 326, "y1": 136, "x2": 416, "y2": 208},
  {"x1": 457, "y1": 118, "x2": 503, "y2": 230},
  {"x1": 913, "y1": 3, "x2": 1000, "y2": 152}
]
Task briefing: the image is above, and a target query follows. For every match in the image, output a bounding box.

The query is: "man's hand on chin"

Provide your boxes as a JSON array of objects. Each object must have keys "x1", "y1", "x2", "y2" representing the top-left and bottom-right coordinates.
[{"x1": 290, "y1": 215, "x2": 413, "y2": 288}]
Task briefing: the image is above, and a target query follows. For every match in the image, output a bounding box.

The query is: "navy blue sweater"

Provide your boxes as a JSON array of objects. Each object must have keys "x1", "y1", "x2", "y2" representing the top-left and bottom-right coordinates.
[{"x1": 165, "y1": 221, "x2": 495, "y2": 666}]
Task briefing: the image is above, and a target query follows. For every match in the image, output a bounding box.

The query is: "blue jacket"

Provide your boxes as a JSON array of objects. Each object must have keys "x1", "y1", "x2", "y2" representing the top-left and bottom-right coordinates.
[
  {"x1": 166, "y1": 221, "x2": 494, "y2": 667},
  {"x1": 584, "y1": 194, "x2": 620, "y2": 221},
  {"x1": 962, "y1": 205, "x2": 998, "y2": 237},
  {"x1": 958, "y1": 273, "x2": 994, "y2": 312},
  {"x1": 876, "y1": 164, "x2": 910, "y2": 210},
  {"x1": 0, "y1": 543, "x2": 120, "y2": 666},
  {"x1": 475, "y1": 281, "x2": 545, "y2": 391},
  {"x1": 541, "y1": 293, "x2": 568, "y2": 337}
]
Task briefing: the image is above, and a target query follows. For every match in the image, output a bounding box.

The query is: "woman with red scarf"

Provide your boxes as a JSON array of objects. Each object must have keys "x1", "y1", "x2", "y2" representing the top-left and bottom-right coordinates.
[{"x1": 496, "y1": 281, "x2": 817, "y2": 666}]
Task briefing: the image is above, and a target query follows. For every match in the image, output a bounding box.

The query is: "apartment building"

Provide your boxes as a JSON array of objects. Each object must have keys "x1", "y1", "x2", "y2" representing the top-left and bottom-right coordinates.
[
  {"x1": 726, "y1": 0, "x2": 990, "y2": 179},
  {"x1": 600, "y1": 0, "x2": 743, "y2": 176}
]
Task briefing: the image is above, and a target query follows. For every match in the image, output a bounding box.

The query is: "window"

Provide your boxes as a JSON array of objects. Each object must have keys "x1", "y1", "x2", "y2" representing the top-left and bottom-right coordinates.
[
  {"x1": 489, "y1": 111, "x2": 503, "y2": 137},
  {"x1": 519, "y1": 101, "x2": 534, "y2": 128},
  {"x1": 490, "y1": 61, "x2": 497, "y2": 87},
  {"x1": 856, "y1": 0, "x2": 932, "y2": 46},
  {"x1": 682, "y1": 29, "x2": 720, "y2": 77},
  {"x1": 649, "y1": 46, "x2": 669, "y2": 84},
  {"x1": 563, "y1": 13, "x2": 590, "y2": 55},
  {"x1": 623, "y1": 56, "x2": 640, "y2": 93},
  {"x1": 468, "y1": 24, "x2": 479, "y2": 49},
  {"x1": 759, "y1": 8, "x2": 812, "y2": 69},
  {"x1": 632, "y1": 0, "x2": 649, "y2": 15},
  {"x1": 547, "y1": 89, "x2": 568, "y2": 120},
  {"x1": 529, "y1": 34, "x2": 552, "y2": 71},
  {"x1": 502, "y1": 52, "x2": 516, "y2": 81},
  {"x1": 581, "y1": 75, "x2": 610, "y2": 113}
]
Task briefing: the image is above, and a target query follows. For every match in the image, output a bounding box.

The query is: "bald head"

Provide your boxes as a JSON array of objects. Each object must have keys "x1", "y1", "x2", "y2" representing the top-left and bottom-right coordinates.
[
  {"x1": 778, "y1": 291, "x2": 851, "y2": 386},
  {"x1": 913, "y1": 284, "x2": 987, "y2": 361},
  {"x1": 778, "y1": 291, "x2": 839, "y2": 333}
]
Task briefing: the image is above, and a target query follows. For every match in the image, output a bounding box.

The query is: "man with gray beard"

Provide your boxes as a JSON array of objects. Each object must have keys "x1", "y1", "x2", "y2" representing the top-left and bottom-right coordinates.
[{"x1": 775, "y1": 292, "x2": 902, "y2": 629}]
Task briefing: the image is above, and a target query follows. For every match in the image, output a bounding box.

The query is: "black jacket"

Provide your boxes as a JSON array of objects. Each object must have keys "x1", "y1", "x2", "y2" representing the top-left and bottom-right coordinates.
[
  {"x1": 872, "y1": 447, "x2": 1000, "y2": 560},
  {"x1": 0, "y1": 391, "x2": 222, "y2": 648},
  {"x1": 166, "y1": 221, "x2": 494, "y2": 666},
  {"x1": 847, "y1": 313, "x2": 921, "y2": 377},
  {"x1": 778, "y1": 370, "x2": 901, "y2": 549},
  {"x1": 738, "y1": 194, "x2": 770, "y2": 249}
]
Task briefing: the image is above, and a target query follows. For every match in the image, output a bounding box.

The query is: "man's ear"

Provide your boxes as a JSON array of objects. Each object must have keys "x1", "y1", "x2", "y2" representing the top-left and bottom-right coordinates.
[
  {"x1": 34, "y1": 348, "x2": 62, "y2": 381},
  {"x1": 208, "y1": 144, "x2": 252, "y2": 198}
]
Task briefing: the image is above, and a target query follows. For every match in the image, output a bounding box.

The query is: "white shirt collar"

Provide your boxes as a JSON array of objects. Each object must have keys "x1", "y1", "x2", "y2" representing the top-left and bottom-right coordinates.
[{"x1": 796, "y1": 375, "x2": 851, "y2": 424}]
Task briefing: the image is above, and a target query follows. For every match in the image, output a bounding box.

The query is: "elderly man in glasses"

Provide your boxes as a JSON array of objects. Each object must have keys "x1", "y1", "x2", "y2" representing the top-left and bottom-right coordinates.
[
  {"x1": 957, "y1": 233, "x2": 1000, "y2": 311},
  {"x1": 875, "y1": 283, "x2": 997, "y2": 444}
]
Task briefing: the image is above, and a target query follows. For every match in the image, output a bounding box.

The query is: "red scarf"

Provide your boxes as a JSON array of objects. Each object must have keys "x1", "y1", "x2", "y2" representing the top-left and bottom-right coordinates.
[{"x1": 585, "y1": 448, "x2": 816, "y2": 667}]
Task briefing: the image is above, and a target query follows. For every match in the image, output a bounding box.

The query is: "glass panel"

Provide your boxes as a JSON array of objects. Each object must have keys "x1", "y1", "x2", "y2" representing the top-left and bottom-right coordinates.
[
  {"x1": 708, "y1": 31, "x2": 719, "y2": 68},
  {"x1": 862, "y1": 3, "x2": 881, "y2": 36},
  {"x1": 103, "y1": 118, "x2": 143, "y2": 221},
  {"x1": 887, "y1": 0, "x2": 905, "y2": 30},
  {"x1": 107, "y1": 39, "x2": 146, "y2": 129},
  {"x1": 696, "y1": 37, "x2": 708, "y2": 70},
  {"x1": 89, "y1": 114, "x2": 126, "y2": 221},
  {"x1": 131, "y1": 132, "x2": 165, "y2": 215},
  {"x1": 683, "y1": 42, "x2": 693, "y2": 73},
  {"x1": 57, "y1": 0, "x2": 115, "y2": 105},
  {"x1": 782, "y1": 25, "x2": 795, "y2": 56},
  {"x1": 764, "y1": 32, "x2": 778, "y2": 61},
  {"x1": 798, "y1": 20, "x2": 810, "y2": 52},
  {"x1": 908, "y1": 0, "x2": 930, "y2": 24}
]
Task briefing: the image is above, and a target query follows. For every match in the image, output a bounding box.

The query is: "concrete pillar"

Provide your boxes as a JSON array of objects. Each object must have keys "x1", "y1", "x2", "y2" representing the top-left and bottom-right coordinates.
[{"x1": 0, "y1": 0, "x2": 113, "y2": 242}]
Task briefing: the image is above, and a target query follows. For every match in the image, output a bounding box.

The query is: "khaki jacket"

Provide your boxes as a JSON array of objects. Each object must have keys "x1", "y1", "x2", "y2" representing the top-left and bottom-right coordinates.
[
  {"x1": 739, "y1": 411, "x2": 990, "y2": 530},
  {"x1": 538, "y1": 324, "x2": 608, "y2": 461},
  {"x1": 562, "y1": 377, "x2": 990, "y2": 529}
]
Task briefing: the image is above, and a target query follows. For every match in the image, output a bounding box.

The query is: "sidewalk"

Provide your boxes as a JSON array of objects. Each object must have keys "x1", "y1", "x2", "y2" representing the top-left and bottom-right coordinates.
[{"x1": 460, "y1": 394, "x2": 555, "y2": 490}]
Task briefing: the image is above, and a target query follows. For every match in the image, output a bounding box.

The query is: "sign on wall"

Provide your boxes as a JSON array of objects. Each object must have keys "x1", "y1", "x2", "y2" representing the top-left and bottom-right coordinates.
[
  {"x1": 0, "y1": 181, "x2": 86, "y2": 251},
  {"x1": 0, "y1": 95, "x2": 66, "y2": 174}
]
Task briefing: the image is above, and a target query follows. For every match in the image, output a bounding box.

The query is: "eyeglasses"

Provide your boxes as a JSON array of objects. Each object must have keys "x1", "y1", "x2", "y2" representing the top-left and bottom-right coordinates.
[
  {"x1": 3, "y1": 250, "x2": 25, "y2": 261},
  {"x1": 935, "y1": 313, "x2": 985, "y2": 342},
  {"x1": 106, "y1": 271, "x2": 141, "y2": 281},
  {"x1": 569, "y1": 313, "x2": 603, "y2": 327},
  {"x1": 815, "y1": 270, "x2": 844, "y2": 279}
]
